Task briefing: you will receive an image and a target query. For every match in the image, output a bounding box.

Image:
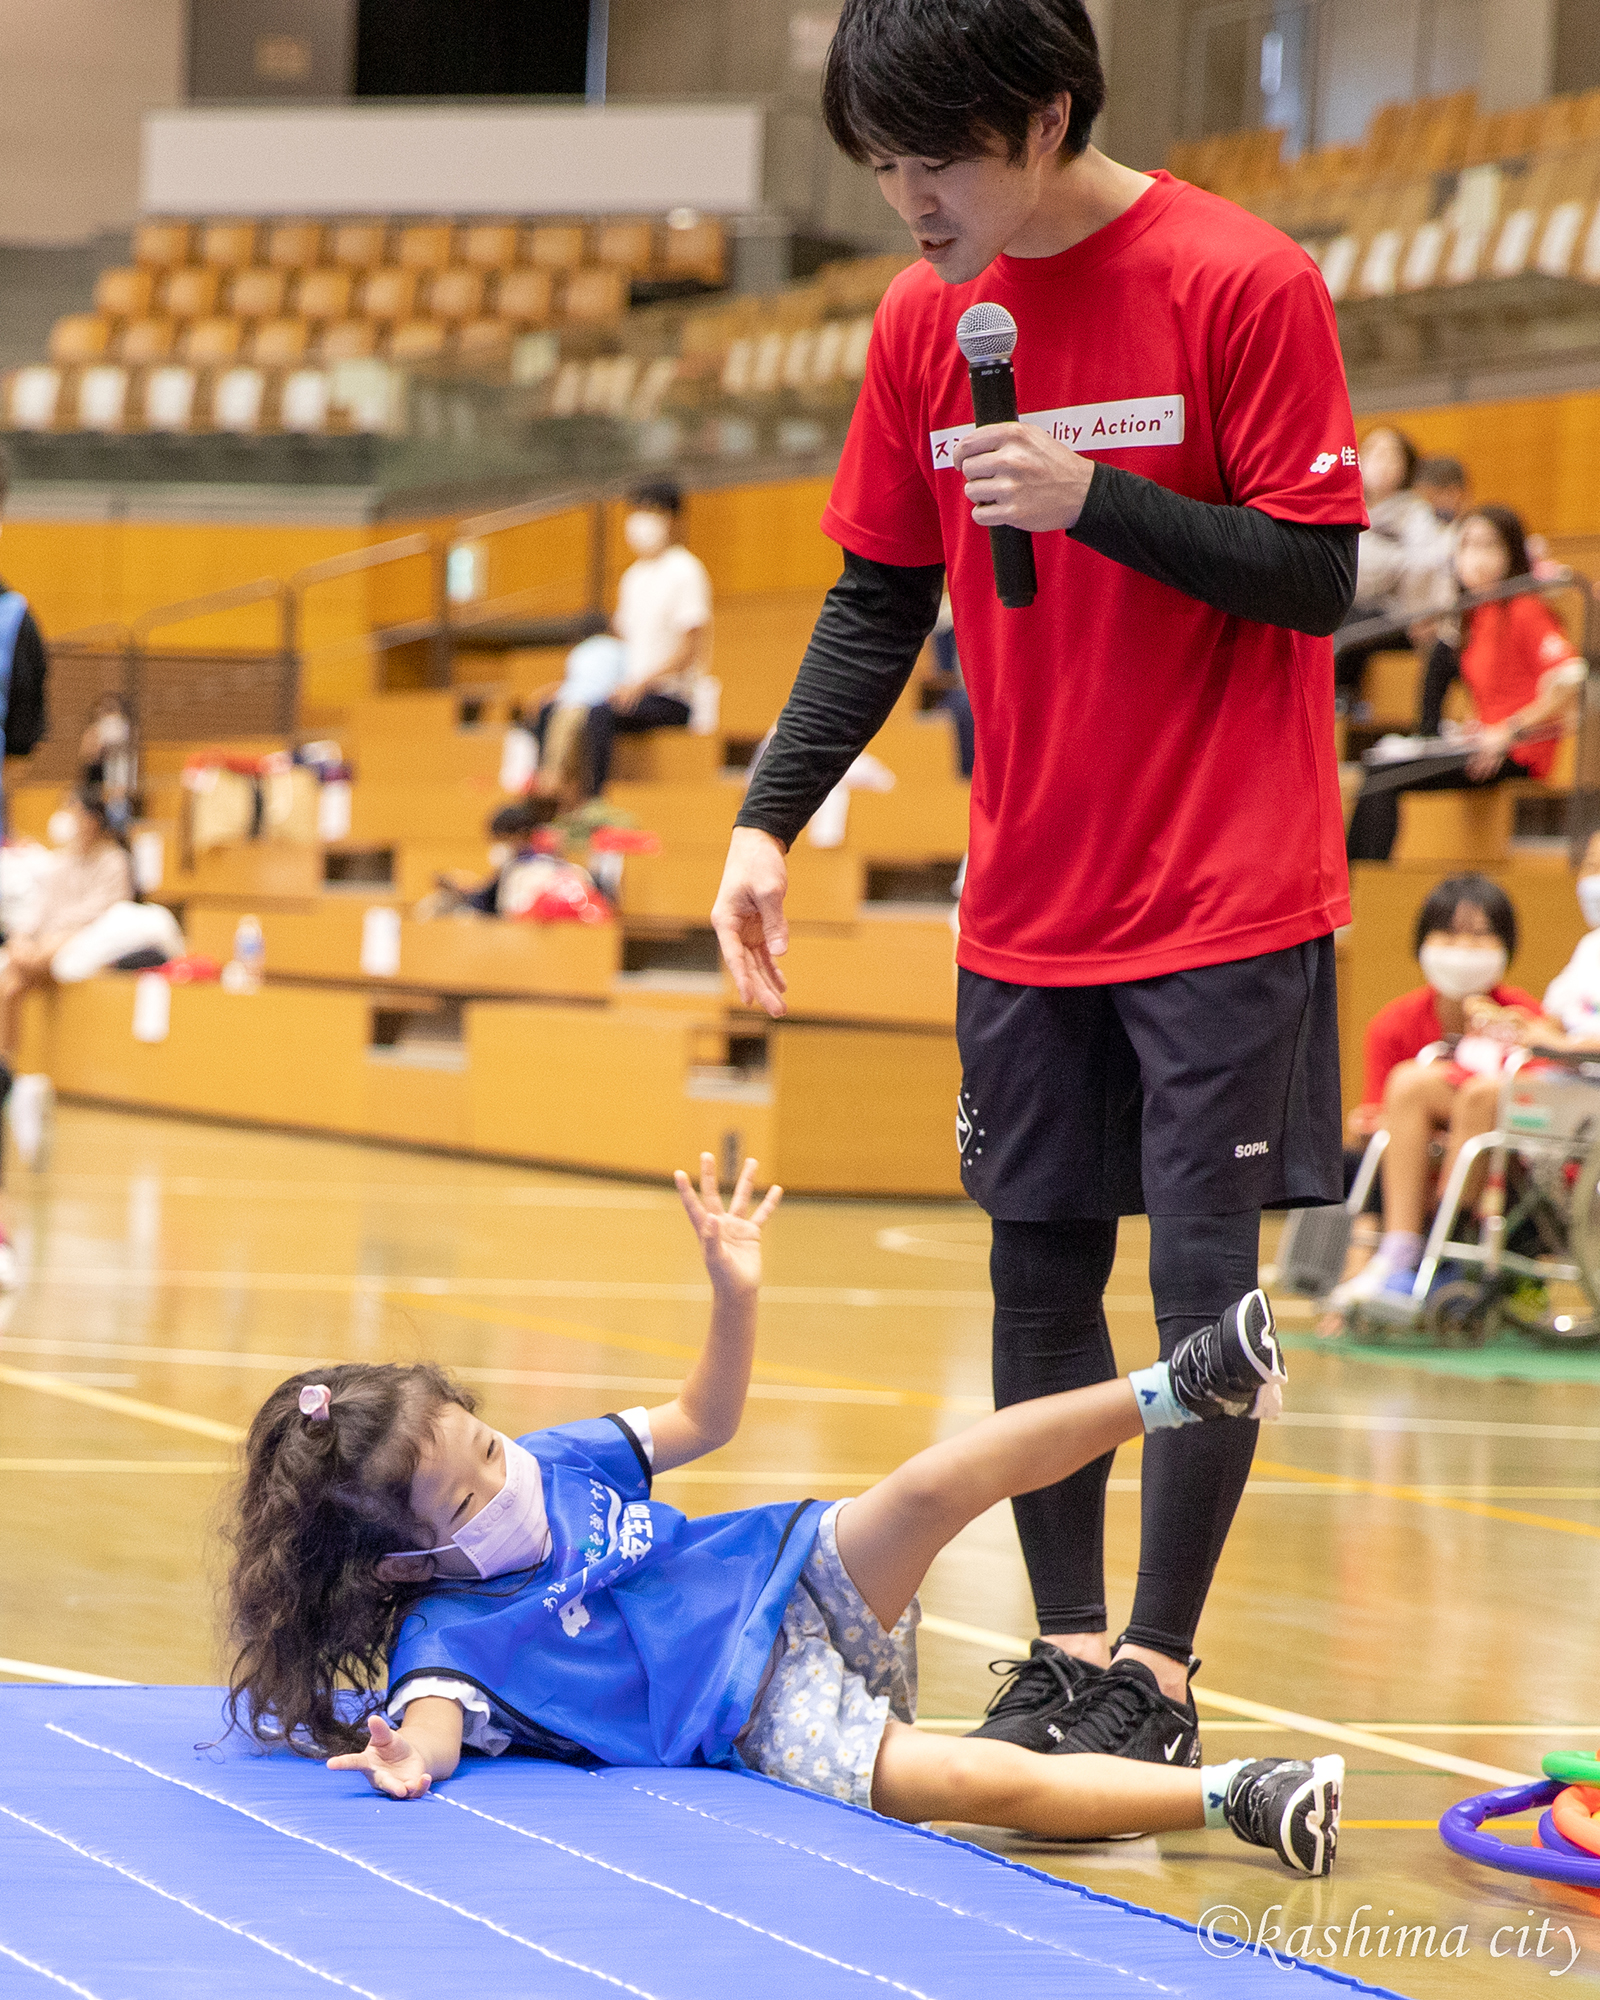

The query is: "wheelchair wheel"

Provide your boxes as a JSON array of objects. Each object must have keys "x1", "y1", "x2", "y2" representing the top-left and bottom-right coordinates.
[
  {"x1": 1569, "y1": 1138, "x2": 1600, "y2": 1320},
  {"x1": 1424, "y1": 1280, "x2": 1495, "y2": 1347}
]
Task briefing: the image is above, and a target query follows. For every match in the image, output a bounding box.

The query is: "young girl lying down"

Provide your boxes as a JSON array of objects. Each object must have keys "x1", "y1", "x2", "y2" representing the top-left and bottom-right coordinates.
[{"x1": 226, "y1": 1156, "x2": 1341, "y2": 1877}]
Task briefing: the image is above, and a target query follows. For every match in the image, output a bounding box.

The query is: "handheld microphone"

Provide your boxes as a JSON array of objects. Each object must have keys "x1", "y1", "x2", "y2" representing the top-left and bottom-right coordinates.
[{"x1": 954, "y1": 302, "x2": 1037, "y2": 610}]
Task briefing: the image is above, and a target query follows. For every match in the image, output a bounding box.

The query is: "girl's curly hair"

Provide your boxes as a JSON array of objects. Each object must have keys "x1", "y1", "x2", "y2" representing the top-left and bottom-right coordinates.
[{"x1": 223, "y1": 1362, "x2": 474, "y2": 1757}]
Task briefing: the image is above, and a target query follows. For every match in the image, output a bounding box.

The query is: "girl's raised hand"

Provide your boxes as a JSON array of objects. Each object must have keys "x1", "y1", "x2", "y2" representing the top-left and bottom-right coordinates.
[
  {"x1": 673, "y1": 1153, "x2": 782, "y2": 1294},
  {"x1": 326, "y1": 1711, "x2": 433, "y2": 1800}
]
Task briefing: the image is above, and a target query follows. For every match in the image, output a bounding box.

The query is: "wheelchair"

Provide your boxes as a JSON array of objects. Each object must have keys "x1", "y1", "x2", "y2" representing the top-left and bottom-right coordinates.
[{"x1": 1275, "y1": 1043, "x2": 1600, "y2": 1348}]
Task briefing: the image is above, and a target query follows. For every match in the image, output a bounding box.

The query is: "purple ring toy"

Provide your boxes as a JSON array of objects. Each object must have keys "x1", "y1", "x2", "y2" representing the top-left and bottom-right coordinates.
[{"x1": 1440, "y1": 1779, "x2": 1600, "y2": 1889}]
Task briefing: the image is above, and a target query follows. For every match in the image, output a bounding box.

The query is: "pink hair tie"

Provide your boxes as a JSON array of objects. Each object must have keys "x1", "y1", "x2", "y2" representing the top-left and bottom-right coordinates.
[{"x1": 299, "y1": 1384, "x2": 333, "y2": 1422}]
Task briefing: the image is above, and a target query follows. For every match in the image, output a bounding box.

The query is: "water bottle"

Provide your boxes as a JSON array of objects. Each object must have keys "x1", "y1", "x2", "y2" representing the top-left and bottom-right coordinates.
[{"x1": 233, "y1": 915, "x2": 265, "y2": 992}]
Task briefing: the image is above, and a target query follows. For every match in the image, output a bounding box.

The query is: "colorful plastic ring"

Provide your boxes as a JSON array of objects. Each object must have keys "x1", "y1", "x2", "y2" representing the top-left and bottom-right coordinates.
[
  {"x1": 1543, "y1": 1751, "x2": 1600, "y2": 1787},
  {"x1": 1537, "y1": 1810, "x2": 1600, "y2": 1862},
  {"x1": 1438, "y1": 1779, "x2": 1600, "y2": 1888},
  {"x1": 1550, "y1": 1785, "x2": 1600, "y2": 1857}
]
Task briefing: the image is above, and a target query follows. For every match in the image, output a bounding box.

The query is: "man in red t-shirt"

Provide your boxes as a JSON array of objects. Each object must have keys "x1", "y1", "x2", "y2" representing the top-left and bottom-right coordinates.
[{"x1": 712, "y1": 0, "x2": 1366, "y2": 1768}]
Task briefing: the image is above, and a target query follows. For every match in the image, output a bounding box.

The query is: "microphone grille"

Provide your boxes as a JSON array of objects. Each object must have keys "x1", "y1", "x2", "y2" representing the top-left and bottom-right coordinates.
[{"x1": 955, "y1": 301, "x2": 1018, "y2": 364}]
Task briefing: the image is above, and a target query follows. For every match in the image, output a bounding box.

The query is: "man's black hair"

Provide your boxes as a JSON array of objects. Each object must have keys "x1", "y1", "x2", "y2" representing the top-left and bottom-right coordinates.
[
  {"x1": 488, "y1": 795, "x2": 560, "y2": 840},
  {"x1": 1412, "y1": 872, "x2": 1517, "y2": 962},
  {"x1": 822, "y1": 0, "x2": 1105, "y2": 165},
  {"x1": 630, "y1": 479, "x2": 683, "y2": 516},
  {"x1": 1416, "y1": 455, "x2": 1467, "y2": 489}
]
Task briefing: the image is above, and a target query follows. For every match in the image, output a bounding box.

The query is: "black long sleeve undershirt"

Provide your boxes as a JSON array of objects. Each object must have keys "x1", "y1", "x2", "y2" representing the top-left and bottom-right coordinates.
[{"x1": 736, "y1": 468, "x2": 1360, "y2": 851}]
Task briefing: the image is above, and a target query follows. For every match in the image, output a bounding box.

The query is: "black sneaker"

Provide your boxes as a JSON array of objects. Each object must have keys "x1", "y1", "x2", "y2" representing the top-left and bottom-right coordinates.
[
  {"x1": 1224, "y1": 1756, "x2": 1343, "y2": 1875},
  {"x1": 1169, "y1": 1288, "x2": 1286, "y2": 1422},
  {"x1": 1048, "y1": 1657, "x2": 1201, "y2": 1766},
  {"x1": 965, "y1": 1641, "x2": 1103, "y2": 1750}
]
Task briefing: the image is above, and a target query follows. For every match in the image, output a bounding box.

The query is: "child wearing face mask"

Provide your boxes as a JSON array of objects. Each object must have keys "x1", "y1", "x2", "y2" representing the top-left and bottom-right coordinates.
[
  {"x1": 1533, "y1": 832, "x2": 1600, "y2": 1046},
  {"x1": 1333, "y1": 874, "x2": 1544, "y2": 1311},
  {"x1": 222, "y1": 1155, "x2": 1343, "y2": 1876}
]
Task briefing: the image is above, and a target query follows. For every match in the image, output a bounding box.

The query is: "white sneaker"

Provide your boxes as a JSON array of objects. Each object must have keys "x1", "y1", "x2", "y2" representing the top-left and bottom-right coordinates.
[
  {"x1": 1329, "y1": 1252, "x2": 1420, "y2": 1314},
  {"x1": 0, "y1": 1238, "x2": 22, "y2": 1290},
  {"x1": 7, "y1": 1073, "x2": 54, "y2": 1170}
]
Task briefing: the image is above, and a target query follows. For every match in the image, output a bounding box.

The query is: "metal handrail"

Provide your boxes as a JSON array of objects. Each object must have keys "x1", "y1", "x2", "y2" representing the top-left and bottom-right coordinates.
[{"x1": 131, "y1": 577, "x2": 287, "y2": 644}]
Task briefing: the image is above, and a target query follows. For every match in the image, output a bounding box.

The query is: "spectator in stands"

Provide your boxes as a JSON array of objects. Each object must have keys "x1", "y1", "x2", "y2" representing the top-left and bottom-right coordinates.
[
  {"x1": 1345, "y1": 505, "x2": 1583, "y2": 861},
  {"x1": 0, "y1": 448, "x2": 51, "y2": 804},
  {"x1": 528, "y1": 615, "x2": 625, "y2": 805},
  {"x1": 585, "y1": 480, "x2": 712, "y2": 793},
  {"x1": 1332, "y1": 873, "x2": 1544, "y2": 1311},
  {"x1": 79, "y1": 693, "x2": 136, "y2": 830},
  {"x1": 0, "y1": 791, "x2": 134, "y2": 1083},
  {"x1": 1336, "y1": 426, "x2": 1448, "y2": 707},
  {"x1": 1518, "y1": 830, "x2": 1600, "y2": 1047},
  {"x1": 1412, "y1": 457, "x2": 1471, "y2": 735}
]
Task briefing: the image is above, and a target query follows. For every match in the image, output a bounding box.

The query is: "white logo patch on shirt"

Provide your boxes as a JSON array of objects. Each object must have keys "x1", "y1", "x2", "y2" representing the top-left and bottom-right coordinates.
[{"x1": 930, "y1": 394, "x2": 1186, "y2": 470}]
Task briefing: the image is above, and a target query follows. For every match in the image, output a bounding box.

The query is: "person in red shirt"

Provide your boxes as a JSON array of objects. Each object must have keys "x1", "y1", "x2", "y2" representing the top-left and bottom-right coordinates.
[
  {"x1": 1346, "y1": 506, "x2": 1582, "y2": 860},
  {"x1": 1334, "y1": 874, "x2": 1545, "y2": 1309},
  {"x1": 711, "y1": 0, "x2": 1365, "y2": 1768}
]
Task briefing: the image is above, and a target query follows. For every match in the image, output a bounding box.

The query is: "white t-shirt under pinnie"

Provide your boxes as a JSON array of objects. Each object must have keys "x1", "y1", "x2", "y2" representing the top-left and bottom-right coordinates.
[{"x1": 614, "y1": 543, "x2": 712, "y2": 701}]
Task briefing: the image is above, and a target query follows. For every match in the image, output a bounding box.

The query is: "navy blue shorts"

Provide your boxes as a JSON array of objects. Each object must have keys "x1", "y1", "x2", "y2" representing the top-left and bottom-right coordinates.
[{"x1": 956, "y1": 936, "x2": 1342, "y2": 1220}]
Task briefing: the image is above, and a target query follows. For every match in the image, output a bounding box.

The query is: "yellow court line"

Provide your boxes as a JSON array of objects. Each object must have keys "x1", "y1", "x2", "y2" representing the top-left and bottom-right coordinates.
[
  {"x1": 0, "y1": 1366, "x2": 245, "y2": 1445},
  {"x1": 1253, "y1": 1458, "x2": 1600, "y2": 1541},
  {"x1": 0, "y1": 1459, "x2": 232, "y2": 1473},
  {"x1": 916, "y1": 1614, "x2": 1532, "y2": 1785}
]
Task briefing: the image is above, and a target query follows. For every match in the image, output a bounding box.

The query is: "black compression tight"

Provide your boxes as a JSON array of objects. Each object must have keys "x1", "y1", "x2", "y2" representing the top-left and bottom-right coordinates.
[{"x1": 989, "y1": 1211, "x2": 1261, "y2": 1663}]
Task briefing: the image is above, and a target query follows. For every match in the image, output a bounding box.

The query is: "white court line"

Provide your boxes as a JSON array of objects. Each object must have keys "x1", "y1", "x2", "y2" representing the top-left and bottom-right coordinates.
[
  {"x1": 0, "y1": 1802, "x2": 384, "y2": 1998},
  {"x1": 0, "y1": 1939, "x2": 107, "y2": 1999},
  {"x1": 444, "y1": 1793, "x2": 936, "y2": 2000},
  {"x1": 915, "y1": 1617, "x2": 1532, "y2": 1785},
  {"x1": 622, "y1": 1783, "x2": 1185, "y2": 1995},
  {"x1": 45, "y1": 1725, "x2": 657, "y2": 1997},
  {"x1": 0, "y1": 1658, "x2": 132, "y2": 1686},
  {"x1": 42, "y1": 1174, "x2": 669, "y2": 1210}
]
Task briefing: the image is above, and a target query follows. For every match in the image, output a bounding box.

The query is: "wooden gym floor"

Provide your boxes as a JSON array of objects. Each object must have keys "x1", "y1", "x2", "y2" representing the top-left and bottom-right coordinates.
[{"x1": 2, "y1": 1103, "x2": 1597, "y2": 1999}]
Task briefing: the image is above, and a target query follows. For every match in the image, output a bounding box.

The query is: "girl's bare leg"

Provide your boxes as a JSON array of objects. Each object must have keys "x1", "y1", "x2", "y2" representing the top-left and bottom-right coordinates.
[
  {"x1": 832, "y1": 1378, "x2": 1142, "y2": 1632},
  {"x1": 1379, "y1": 1061, "x2": 1458, "y2": 1236},
  {"x1": 870, "y1": 1720, "x2": 1203, "y2": 1836},
  {"x1": 1440, "y1": 1072, "x2": 1501, "y2": 1204}
]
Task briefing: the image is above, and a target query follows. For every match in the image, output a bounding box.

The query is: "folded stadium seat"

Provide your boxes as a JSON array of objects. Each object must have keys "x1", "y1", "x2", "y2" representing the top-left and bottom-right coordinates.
[
  {"x1": 134, "y1": 219, "x2": 193, "y2": 269},
  {"x1": 494, "y1": 267, "x2": 555, "y2": 326},
  {"x1": 426, "y1": 266, "x2": 486, "y2": 321},
  {"x1": 294, "y1": 267, "x2": 356, "y2": 322},
  {"x1": 227, "y1": 267, "x2": 289, "y2": 320},
  {"x1": 48, "y1": 314, "x2": 112, "y2": 364},
  {"x1": 661, "y1": 213, "x2": 726, "y2": 286},
  {"x1": 386, "y1": 319, "x2": 448, "y2": 362},
  {"x1": 560, "y1": 266, "x2": 629, "y2": 325},
  {"x1": 76, "y1": 364, "x2": 131, "y2": 432},
  {"x1": 94, "y1": 267, "x2": 156, "y2": 320},
  {"x1": 577, "y1": 355, "x2": 638, "y2": 416},
  {"x1": 528, "y1": 224, "x2": 586, "y2": 272},
  {"x1": 632, "y1": 355, "x2": 678, "y2": 419},
  {"x1": 160, "y1": 265, "x2": 222, "y2": 319},
  {"x1": 180, "y1": 317, "x2": 244, "y2": 366},
  {"x1": 809, "y1": 320, "x2": 845, "y2": 387},
  {"x1": 750, "y1": 329, "x2": 786, "y2": 393},
  {"x1": 212, "y1": 365, "x2": 271, "y2": 434},
  {"x1": 1538, "y1": 195, "x2": 1594, "y2": 277},
  {"x1": 356, "y1": 266, "x2": 420, "y2": 323},
  {"x1": 329, "y1": 220, "x2": 389, "y2": 269},
  {"x1": 249, "y1": 317, "x2": 311, "y2": 366},
  {"x1": 4, "y1": 365, "x2": 64, "y2": 430},
  {"x1": 720, "y1": 338, "x2": 753, "y2": 395},
  {"x1": 280, "y1": 368, "x2": 331, "y2": 432},
  {"x1": 840, "y1": 315, "x2": 873, "y2": 380},
  {"x1": 320, "y1": 320, "x2": 379, "y2": 361},
  {"x1": 1579, "y1": 206, "x2": 1600, "y2": 282},
  {"x1": 460, "y1": 221, "x2": 519, "y2": 270},
  {"x1": 779, "y1": 328, "x2": 817, "y2": 389},
  {"x1": 548, "y1": 360, "x2": 583, "y2": 415},
  {"x1": 266, "y1": 220, "x2": 325, "y2": 270},
  {"x1": 141, "y1": 364, "x2": 199, "y2": 432},
  {"x1": 200, "y1": 220, "x2": 258, "y2": 269},
  {"x1": 397, "y1": 221, "x2": 455, "y2": 270},
  {"x1": 456, "y1": 318, "x2": 514, "y2": 361},
  {"x1": 117, "y1": 318, "x2": 178, "y2": 365},
  {"x1": 593, "y1": 220, "x2": 654, "y2": 273}
]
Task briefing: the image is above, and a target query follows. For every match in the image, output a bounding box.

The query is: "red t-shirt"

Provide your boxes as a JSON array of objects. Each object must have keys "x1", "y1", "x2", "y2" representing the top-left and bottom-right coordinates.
[
  {"x1": 1460, "y1": 596, "x2": 1577, "y2": 782},
  {"x1": 1360, "y1": 982, "x2": 1542, "y2": 1108},
  {"x1": 822, "y1": 172, "x2": 1365, "y2": 984}
]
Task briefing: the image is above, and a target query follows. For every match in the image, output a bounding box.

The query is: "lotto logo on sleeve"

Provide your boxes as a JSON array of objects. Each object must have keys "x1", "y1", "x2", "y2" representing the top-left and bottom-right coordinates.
[
  {"x1": 930, "y1": 394, "x2": 1185, "y2": 469},
  {"x1": 1310, "y1": 446, "x2": 1359, "y2": 474}
]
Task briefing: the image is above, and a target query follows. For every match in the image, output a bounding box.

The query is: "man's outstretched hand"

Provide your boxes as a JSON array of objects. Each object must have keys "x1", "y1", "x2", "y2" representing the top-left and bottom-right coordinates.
[
  {"x1": 712, "y1": 827, "x2": 790, "y2": 1017},
  {"x1": 326, "y1": 1712, "x2": 433, "y2": 1800}
]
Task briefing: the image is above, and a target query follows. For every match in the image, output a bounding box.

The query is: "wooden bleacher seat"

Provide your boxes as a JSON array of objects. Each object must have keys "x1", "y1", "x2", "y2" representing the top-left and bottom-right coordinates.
[
  {"x1": 320, "y1": 321, "x2": 379, "y2": 362},
  {"x1": 200, "y1": 221, "x2": 258, "y2": 269},
  {"x1": 330, "y1": 221, "x2": 389, "y2": 269},
  {"x1": 561, "y1": 268, "x2": 630, "y2": 325},
  {"x1": 1392, "y1": 786, "x2": 1514, "y2": 863},
  {"x1": 528, "y1": 225, "x2": 586, "y2": 272},
  {"x1": 357, "y1": 267, "x2": 420, "y2": 323},
  {"x1": 616, "y1": 842, "x2": 862, "y2": 928},
  {"x1": 134, "y1": 220, "x2": 193, "y2": 269},
  {"x1": 180, "y1": 318, "x2": 243, "y2": 365},
  {"x1": 606, "y1": 781, "x2": 742, "y2": 846},
  {"x1": 48, "y1": 315, "x2": 111, "y2": 364},
  {"x1": 397, "y1": 223, "x2": 456, "y2": 271},
  {"x1": 295, "y1": 268, "x2": 355, "y2": 321},
  {"x1": 427, "y1": 267, "x2": 486, "y2": 321},
  {"x1": 94, "y1": 267, "x2": 155, "y2": 319},
  {"x1": 160, "y1": 266, "x2": 222, "y2": 319},
  {"x1": 118, "y1": 318, "x2": 177, "y2": 365},
  {"x1": 461, "y1": 223, "x2": 519, "y2": 270},
  {"x1": 661, "y1": 216, "x2": 725, "y2": 285},
  {"x1": 495, "y1": 268, "x2": 555, "y2": 325},
  {"x1": 248, "y1": 319, "x2": 310, "y2": 367},
  {"x1": 227, "y1": 268, "x2": 289, "y2": 320},
  {"x1": 265, "y1": 221, "x2": 325, "y2": 270},
  {"x1": 593, "y1": 221, "x2": 655, "y2": 272},
  {"x1": 388, "y1": 320, "x2": 448, "y2": 362},
  {"x1": 610, "y1": 733, "x2": 721, "y2": 785},
  {"x1": 457, "y1": 319, "x2": 514, "y2": 361}
]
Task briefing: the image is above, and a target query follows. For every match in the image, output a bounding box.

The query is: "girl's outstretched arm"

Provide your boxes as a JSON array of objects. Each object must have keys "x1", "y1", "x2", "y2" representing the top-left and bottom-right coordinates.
[
  {"x1": 326, "y1": 1700, "x2": 463, "y2": 1800},
  {"x1": 649, "y1": 1153, "x2": 781, "y2": 1472}
]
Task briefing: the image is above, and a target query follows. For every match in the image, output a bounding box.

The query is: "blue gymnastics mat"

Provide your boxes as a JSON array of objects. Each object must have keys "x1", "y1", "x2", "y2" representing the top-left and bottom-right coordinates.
[{"x1": 0, "y1": 1686, "x2": 1403, "y2": 1999}]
